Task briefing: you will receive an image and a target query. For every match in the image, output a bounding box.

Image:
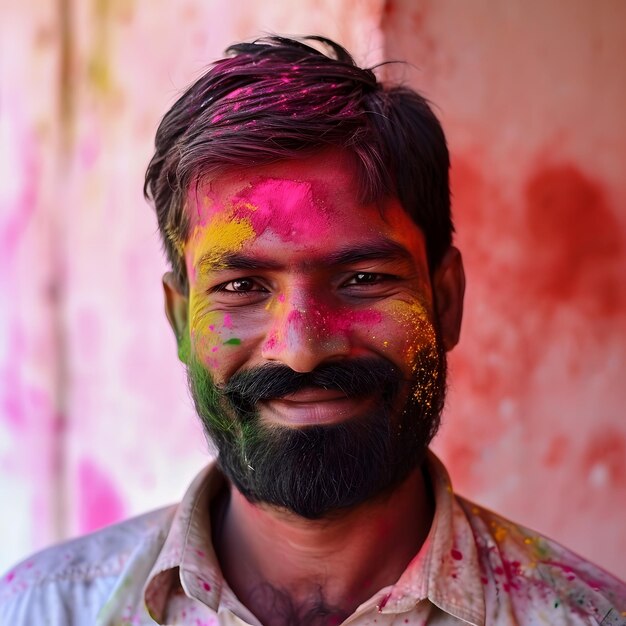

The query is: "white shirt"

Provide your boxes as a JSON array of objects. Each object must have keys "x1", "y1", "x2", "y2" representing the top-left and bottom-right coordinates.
[{"x1": 1, "y1": 453, "x2": 625, "y2": 625}]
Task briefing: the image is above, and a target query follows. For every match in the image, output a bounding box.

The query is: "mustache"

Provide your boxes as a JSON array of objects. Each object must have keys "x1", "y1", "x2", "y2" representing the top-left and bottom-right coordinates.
[{"x1": 222, "y1": 357, "x2": 401, "y2": 408}]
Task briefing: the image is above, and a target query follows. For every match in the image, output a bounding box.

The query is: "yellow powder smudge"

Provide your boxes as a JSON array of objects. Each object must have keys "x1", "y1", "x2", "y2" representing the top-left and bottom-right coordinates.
[
  {"x1": 186, "y1": 210, "x2": 256, "y2": 339},
  {"x1": 494, "y1": 526, "x2": 508, "y2": 542},
  {"x1": 190, "y1": 212, "x2": 256, "y2": 271},
  {"x1": 387, "y1": 300, "x2": 439, "y2": 409}
]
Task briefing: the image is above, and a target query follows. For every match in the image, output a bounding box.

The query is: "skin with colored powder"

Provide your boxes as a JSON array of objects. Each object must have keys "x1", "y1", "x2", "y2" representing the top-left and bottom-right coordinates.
[{"x1": 158, "y1": 150, "x2": 460, "y2": 624}]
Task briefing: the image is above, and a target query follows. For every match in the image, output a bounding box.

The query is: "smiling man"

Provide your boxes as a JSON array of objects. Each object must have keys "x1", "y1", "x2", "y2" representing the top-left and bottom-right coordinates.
[{"x1": 2, "y1": 36, "x2": 626, "y2": 626}]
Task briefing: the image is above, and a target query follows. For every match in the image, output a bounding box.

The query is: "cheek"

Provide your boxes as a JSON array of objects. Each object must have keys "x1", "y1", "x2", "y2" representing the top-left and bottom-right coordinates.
[
  {"x1": 189, "y1": 295, "x2": 242, "y2": 369},
  {"x1": 385, "y1": 300, "x2": 439, "y2": 365},
  {"x1": 388, "y1": 300, "x2": 442, "y2": 408}
]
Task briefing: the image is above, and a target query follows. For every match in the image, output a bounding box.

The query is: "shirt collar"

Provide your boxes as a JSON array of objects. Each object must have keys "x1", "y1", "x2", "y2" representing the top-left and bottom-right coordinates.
[
  {"x1": 144, "y1": 460, "x2": 226, "y2": 622},
  {"x1": 377, "y1": 452, "x2": 486, "y2": 625},
  {"x1": 143, "y1": 452, "x2": 486, "y2": 625}
]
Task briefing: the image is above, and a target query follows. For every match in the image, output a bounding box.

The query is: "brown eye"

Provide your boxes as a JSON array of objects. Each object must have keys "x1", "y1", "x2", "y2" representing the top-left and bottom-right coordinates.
[
  {"x1": 226, "y1": 279, "x2": 255, "y2": 292},
  {"x1": 353, "y1": 272, "x2": 378, "y2": 284}
]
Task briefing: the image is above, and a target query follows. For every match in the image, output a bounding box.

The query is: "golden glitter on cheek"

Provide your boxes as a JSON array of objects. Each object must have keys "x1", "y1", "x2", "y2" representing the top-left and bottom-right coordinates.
[{"x1": 389, "y1": 300, "x2": 441, "y2": 409}]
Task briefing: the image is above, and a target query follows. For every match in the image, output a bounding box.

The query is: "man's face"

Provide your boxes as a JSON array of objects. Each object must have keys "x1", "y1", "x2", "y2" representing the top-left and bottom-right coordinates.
[{"x1": 165, "y1": 151, "x2": 464, "y2": 518}]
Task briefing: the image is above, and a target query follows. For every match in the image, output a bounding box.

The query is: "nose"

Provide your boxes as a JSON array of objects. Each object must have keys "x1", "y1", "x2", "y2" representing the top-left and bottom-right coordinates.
[{"x1": 261, "y1": 300, "x2": 351, "y2": 373}]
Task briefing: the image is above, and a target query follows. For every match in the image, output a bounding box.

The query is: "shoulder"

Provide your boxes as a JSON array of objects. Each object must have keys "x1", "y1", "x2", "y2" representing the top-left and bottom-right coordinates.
[
  {"x1": 0, "y1": 505, "x2": 176, "y2": 626},
  {"x1": 457, "y1": 497, "x2": 626, "y2": 625}
]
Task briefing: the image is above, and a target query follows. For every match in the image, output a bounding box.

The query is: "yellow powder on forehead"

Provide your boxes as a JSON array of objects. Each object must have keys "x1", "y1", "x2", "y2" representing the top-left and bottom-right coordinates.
[{"x1": 189, "y1": 212, "x2": 256, "y2": 270}]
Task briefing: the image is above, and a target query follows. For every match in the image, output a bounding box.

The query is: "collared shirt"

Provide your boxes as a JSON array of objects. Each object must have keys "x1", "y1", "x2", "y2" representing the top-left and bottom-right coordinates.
[{"x1": 1, "y1": 454, "x2": 625, "y2": 625}]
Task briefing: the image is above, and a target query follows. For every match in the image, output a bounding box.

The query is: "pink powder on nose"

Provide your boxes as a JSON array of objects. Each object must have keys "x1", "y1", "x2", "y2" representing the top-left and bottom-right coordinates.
[
  {"x1": 303, "y1": 305, "x2": 383, "y2": 334},
  {"x1": 278, "y1": 307, "x2": 381, "y2": 343},
  {"x1": 233, "y1": 179, "x2": 330, "y2": 244},
  {"x1": 324, "y1": 309, "x2": 382, "y2": 333}
]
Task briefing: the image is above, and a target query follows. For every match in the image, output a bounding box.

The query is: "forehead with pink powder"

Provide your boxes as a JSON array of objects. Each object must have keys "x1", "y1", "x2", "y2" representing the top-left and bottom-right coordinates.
[{"x1": 230, "y1": 177, "x2": 335, "y2": 244}]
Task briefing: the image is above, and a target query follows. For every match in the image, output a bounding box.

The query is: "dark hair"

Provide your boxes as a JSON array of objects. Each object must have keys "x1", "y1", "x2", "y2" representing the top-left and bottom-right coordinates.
[{"x1": 144, "y1": 35, "x2": 452, "y2": 290}]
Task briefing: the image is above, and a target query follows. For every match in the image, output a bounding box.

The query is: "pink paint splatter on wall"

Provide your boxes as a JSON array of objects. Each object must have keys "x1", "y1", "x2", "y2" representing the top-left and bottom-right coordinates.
[
  {"x1": 524, "y1": 163, "x2": 624, "y2": 318},
  {"x1": 77, "y1": 458, "x2": 126, "y2": 534}
]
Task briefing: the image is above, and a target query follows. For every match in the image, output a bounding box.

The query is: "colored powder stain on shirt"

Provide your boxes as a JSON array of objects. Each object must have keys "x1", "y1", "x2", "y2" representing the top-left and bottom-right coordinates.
[
  {"x1": 223, "y1": 338, "x2": 241, "y2": 345},
  {"x1": 451, "y1": 549, "x2": 463, "y2": 561},
  {"x1": 377, "y1": 592, "x2": 391, "y2": 611},
  {"x1": 532, "y1": 537, "x2": 553, "y2": 559},
  {"x1": 494, "y1": 525, "x2": 508, "y2": 542}
]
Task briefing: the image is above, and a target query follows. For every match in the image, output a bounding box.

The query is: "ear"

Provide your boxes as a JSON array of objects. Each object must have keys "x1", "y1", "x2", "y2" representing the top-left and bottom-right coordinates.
[
  {"x1": 162, "y1": 272, "x2": 190, "y2": 362},
  {"x1": 432, "y1": 246, "x2": 465, "y2": 352}
]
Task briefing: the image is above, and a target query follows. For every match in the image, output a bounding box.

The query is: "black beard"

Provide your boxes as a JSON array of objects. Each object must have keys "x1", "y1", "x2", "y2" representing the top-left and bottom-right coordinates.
[{"x1": 187, "y1": 346, "x2": 446, "y2": 519}]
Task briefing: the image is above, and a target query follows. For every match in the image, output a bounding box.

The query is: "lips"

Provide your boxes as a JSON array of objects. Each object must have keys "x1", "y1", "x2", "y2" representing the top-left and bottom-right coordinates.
[{"x1": 259, "y1": 388, "x2": 376, "y2": 426}]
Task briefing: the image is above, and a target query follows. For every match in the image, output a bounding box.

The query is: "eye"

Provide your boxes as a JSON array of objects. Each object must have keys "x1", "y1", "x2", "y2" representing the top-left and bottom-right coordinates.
[
  {"x1": 218, "y1": 278, "x2": 267, "y2": 294},
  {"x1": 344, "y1": 272, "x2": 386, "y2": 286}
]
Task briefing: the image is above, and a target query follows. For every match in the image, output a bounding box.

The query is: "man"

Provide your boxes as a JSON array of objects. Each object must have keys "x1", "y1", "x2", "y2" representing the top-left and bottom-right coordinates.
[{"x1": 1, "y1": 35, "x2": 625, "y2": 626}]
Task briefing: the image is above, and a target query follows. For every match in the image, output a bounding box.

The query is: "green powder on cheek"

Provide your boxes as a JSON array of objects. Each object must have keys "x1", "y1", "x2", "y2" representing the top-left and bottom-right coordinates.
[
  {"x1": 187, "y1": 357, "x2": 261, "y2": 444},
  {"x1": 177, "y1": 329, "x2": 191, "y2": 363}
]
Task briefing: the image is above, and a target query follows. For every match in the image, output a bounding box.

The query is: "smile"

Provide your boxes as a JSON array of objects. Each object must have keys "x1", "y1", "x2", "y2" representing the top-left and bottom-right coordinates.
[{"x1": 258, "y1": 388, "x2": 376, "y2": 426}]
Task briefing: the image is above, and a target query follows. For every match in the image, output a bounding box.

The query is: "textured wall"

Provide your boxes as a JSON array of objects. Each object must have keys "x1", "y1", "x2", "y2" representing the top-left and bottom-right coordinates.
[
  {"x1": 1, "y1": 0, "x2": 625, "y2": 581},
  {"x1": 0, "y1": 0, "x2": 385, "y2": 574},
  {"x1": 381, "y1": 0, "x2": 626, "y2": 579}
]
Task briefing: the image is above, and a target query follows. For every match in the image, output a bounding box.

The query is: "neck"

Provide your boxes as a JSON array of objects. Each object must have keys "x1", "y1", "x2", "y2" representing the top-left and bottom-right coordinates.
[{"x1": 214, "y1": 466, "x2": 434, "y2": 626}]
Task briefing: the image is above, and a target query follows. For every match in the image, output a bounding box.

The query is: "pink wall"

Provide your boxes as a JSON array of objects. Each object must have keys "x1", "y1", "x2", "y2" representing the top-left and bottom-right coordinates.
[
  {"x1": 1, "y1": 1, "x2": 625, "y2": 580},
  {"x1": 382, "y1": 0, "x2": 626, "y2": 579}
]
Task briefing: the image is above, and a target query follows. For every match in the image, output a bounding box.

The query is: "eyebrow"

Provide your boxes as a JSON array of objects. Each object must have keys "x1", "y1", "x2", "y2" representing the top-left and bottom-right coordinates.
[
  {"x1": 325, "y1": 239, "x2": 413, "y2": 266},
  {"x1": 197, "y1": 252, "x2": 283, "y2": 273},
  {"x1": 196, "y1": 239, "x2": 412, "y2": 274}
]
